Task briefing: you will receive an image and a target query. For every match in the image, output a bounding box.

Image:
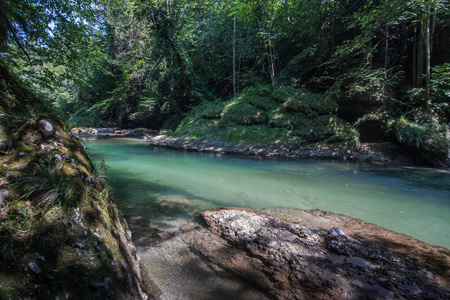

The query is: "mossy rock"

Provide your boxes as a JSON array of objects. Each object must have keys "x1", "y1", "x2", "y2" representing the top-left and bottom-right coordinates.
[
  {"x1": 221, "y1": 101, "x2": 267, "y2": 125},
  {"x1": 272, "y1": 86, "x2": 337, "y2": 115},
  {"x1": 268, "y1": 108, "x2": 309, "y2": 129},
  {"x1": 220, "y1": 125, "x2": 283, "y2": 143},
  {"x1": 199, "y1": 101, "x2": 227, "y2": 119},
  {"x1": 241, "y1": 95, "x2": 278, "y2": 111},
  {"x1": 271, "y1": 86, "x2": 297, "y2": 103}
]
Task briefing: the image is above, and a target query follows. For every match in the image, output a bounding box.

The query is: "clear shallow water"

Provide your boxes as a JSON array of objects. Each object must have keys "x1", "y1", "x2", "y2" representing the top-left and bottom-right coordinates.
[{"x1": 85, "y1": 138, "x2": 450, "y2": 249}]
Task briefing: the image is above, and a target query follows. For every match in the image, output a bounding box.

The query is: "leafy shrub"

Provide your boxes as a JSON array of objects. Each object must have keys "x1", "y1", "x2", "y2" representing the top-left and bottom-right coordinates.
[{"x1": 390, "y1": 117, "x2": 449, "y2": 164}]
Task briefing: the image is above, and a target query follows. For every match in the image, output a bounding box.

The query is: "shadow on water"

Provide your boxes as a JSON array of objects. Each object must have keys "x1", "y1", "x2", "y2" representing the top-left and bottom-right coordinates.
[
  {"x1": 354, "y1": 165, "x2": 450, "y2": 191},
  {"x1": 104, "y1": 169, "x2": 234, "y2": 219}
]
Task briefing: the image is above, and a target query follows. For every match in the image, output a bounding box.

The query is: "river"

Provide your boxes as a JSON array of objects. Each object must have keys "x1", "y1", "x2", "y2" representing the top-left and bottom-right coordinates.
[{"x1": 85, "y1": 137, "x2": 450, "y2": 298}]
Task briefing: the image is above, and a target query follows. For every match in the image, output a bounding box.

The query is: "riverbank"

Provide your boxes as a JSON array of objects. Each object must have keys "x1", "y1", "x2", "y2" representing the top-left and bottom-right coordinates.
[
  {"x1": 147, "y1": 132, "x2": 416, "y2": 165},
  {"x1": 73, "y1": 127, "x2": 449, "y2": 166}
]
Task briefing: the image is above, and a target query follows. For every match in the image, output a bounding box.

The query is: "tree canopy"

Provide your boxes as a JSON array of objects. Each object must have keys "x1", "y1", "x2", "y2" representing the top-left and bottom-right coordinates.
[{"x1": 1, "y1": 0, "x2": 449, "y2": 163}]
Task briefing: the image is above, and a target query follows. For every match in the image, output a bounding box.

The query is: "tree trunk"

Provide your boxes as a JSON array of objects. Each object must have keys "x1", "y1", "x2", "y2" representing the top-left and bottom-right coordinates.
[
  {"x1": 268, "y1": 35, "x2": 275, "y2": 90},
  {"x1": 425, "y1": 1, "x2": 431, "y2": 103},
  {"x1": 384, "y1": 25, "x2": 389, "y2": 80},
  {"x1": 233, "y1": 11, "x2": 237, "y2": 96},
  {"x1": 416, "y1": 20, "x2": 425, "y2": 86}
]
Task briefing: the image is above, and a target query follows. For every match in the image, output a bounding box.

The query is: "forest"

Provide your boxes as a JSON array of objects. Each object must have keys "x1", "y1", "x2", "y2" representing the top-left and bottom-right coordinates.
[
  {"x1": 1, "y1": 1, "x2": 450, "y2": 298},
  {"x1": 1, "y1": 0, "x2": 450, "y2": 165}
]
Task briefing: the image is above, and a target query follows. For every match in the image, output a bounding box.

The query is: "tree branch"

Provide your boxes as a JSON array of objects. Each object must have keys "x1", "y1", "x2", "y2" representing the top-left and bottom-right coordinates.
[{"x1": 5, "y1": 16, "x2": 31, "y2": 62}]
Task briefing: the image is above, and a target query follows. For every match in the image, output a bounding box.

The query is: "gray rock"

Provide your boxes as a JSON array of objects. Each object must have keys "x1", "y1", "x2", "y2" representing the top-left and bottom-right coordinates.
[
  {"x1": 329, "y1": 227, "x2": 346, "y2": 237},
  {"x1": 34, "y1": 253, "x2": 46, "y2": 262},
  {"x1": 0, "y1": 189, "x2": 9, "y2": 206},
  {"x1": 19, "y1": 151, "x2": 26, "y2": 156},
  {"x1": 75, "y1": 242, "x2": 84, "y2": 249},
  {"x1": 27, "y1": 262, "x2": 41, "y2": 275},
  {"x1": 39, "y1": 119, "x2": 53, "y2": 132},
  {"x1": 55, "y1": 154, "x2": 62, "y2": 162},
  {"x1": 183, "y1": 208, "x2": 450, "y2": 300}
]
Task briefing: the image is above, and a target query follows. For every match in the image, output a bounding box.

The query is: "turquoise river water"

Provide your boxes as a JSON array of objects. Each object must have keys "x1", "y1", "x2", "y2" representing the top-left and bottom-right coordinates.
[{"x1": 86, "y1": 138, "x2": 450, "y2": 249}]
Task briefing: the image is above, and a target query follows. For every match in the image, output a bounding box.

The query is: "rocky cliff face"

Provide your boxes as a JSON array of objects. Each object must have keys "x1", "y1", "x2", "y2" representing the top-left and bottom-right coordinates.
[{"x1": 0, "y1": 63, "x2": 150, "y2": 299}]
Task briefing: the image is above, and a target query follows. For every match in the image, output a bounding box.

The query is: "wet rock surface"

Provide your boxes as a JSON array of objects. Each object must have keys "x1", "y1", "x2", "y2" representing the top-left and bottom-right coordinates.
[
  {"x1": 127, "y1": 215, "x2": 174, "y2": 247},
  {"x1": 181, "y1": 208, "x2": 450, "y2": 300},
  {"x1": 156, "y1": 197, "x2": 200, "y2": 216}
]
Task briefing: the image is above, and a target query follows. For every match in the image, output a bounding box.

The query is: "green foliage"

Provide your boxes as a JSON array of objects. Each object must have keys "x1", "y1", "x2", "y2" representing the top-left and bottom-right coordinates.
[
  {"x1": 408, "y1": 63, "x2": 450, "y2": 115},
  {"x1": 2, "y1": 0, "x2": 449, "y2": 164},
  {"x1": 389, "y1": 116, "x2": 449, "y2": 162}
]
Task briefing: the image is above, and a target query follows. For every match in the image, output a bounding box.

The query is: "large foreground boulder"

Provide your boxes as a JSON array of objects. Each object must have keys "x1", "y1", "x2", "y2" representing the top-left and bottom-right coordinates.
[{"x1": 181, "y1": 208, "x2": 450, "y2": 299}]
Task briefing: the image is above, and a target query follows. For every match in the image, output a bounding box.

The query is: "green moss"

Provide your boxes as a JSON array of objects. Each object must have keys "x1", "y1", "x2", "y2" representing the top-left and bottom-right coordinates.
[
  {"x1": 220, "y1": 125, "x2": 283, "y2": 143},
  {"x1": 199, "y1": 101, "x2": 227, "y2": 119},
  {"x1": 172, "y1": 85, "x2": 360, "y2": 148},
  {"x1": 220, "y1": 101, "x2": 267, "y2": 125}
]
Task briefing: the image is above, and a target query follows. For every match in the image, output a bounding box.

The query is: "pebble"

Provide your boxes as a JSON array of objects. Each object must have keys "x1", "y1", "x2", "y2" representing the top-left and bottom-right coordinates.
[
  {"x1": 75, "y1": 242, "x2": 85, "y2": 249},
  {"x1": 0, "y1": 189, "x2": 9, "y2": 206},
  {"x1": 34, "y1": 253, "x2": 46, "y2": 262},
  {"x1": 55, "y1": 154, "x2": 62, "y2": 161},
  {"x1": 329, "y1": 228, "x2": 346, "y2": 237},
  {"x1": 27, "y1": 262, "x2": 41, "y2": 275},
  {"x1": 39, "y1": 120, "x2": 53, "y2": 132}
]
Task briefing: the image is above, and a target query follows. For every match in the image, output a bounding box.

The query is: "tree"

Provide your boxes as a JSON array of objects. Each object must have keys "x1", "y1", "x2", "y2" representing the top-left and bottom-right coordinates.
[{"x1": 0, "y1": 0, "x2": 99, "y2": 85}]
